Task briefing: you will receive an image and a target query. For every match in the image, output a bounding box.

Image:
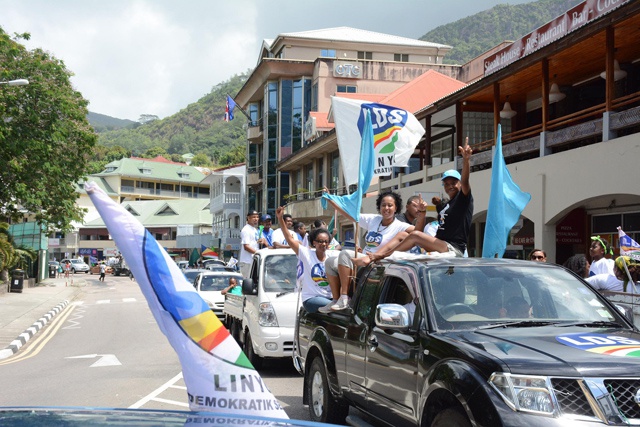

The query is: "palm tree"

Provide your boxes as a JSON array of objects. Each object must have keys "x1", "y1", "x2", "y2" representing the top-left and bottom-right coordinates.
[{"x1": 0, "y1": 222, "x2": 37, "y2": 285}]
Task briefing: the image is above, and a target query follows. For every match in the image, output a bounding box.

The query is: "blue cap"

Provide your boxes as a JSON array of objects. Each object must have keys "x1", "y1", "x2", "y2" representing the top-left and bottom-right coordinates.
[
  {"x1": 261, "y1": 214, "x2": 272, "y2": 221},
  {"x1": 441, "y1": 170, "x2": 461, "y2": 181}
]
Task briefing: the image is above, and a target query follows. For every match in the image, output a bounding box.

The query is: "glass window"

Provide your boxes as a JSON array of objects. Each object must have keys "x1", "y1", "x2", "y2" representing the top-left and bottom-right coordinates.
[
  {"x1": 249, "y1": 103, "x2": 260, "y2": 125},
  {"x1": 320, "y1": 49, "x2": 336, "y2": 58},
  {"x1": 306, "y1": 164, "x2": 314, "y2": 192},
  {"x1": 431, "y1": 135, "x2": 454, "y2": 166},
  {"x1": 263, "y1": 254, "x2": 298, "y2": 292},
  {"x1": 311, "y1": 82, "x2": 318, "y2": 112},
  {"x1": 394, "y1": 53, "x2": 409, "y2": 62},
  {"x1": 337, "y1": 85, "x2": 357, "y2": 93},
  {"x1": 330, "y1": 152, "x2": 340, "y2": 191},
  {"x1": 623, "y1": 212, "x2": 640, "y2": 233},
  {"x1": 592, "y1": 214, "x2": 622, "y2": 234},
  {"x1": 317, "y1": 158, "x2": 324, "y2": 189},
  {"x1": 355, "y1": 266, "x2": 385, "y2": 323},
  {"x1": 358, "y1": 51, "x2": 372, "y2": 60}
]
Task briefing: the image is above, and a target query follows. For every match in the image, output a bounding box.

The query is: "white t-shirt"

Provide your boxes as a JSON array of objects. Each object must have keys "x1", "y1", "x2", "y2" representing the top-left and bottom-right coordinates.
[
  {"x1": 359, "y1": 214, "x2": 411, "y2": 254},
  {"x1": 297, "y1": 245, "x2": 332, "y2": 302},
  {"x1": 240, "y1": 223, "x2": 259, "y2": 264},
  {"x1": 590, "y1": 258, "x2": 615, "y2": 276},
  {"x1": 272, "y1": 227, "x2": 295, "y2": 247},
  {"x1": 586, "y1": 273, "x2": 638, "y2": 293}
]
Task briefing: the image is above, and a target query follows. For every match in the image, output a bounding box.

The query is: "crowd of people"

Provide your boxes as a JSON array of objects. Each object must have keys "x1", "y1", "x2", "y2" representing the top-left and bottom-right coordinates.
[{"x1": 236, "y1": 139, "x2": 638, "y2": 316}]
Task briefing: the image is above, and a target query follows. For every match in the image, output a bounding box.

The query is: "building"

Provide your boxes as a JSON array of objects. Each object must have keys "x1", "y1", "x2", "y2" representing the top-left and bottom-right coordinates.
[
  {"x1": 234, "y1": 27, "x2": 455, "y2": 217},
  {"x1": 243, "y1": 0, "x2": 640, "y2": 265},
  {"x1": 201, "y1": 163, "x2": 246, "y2": 259}
]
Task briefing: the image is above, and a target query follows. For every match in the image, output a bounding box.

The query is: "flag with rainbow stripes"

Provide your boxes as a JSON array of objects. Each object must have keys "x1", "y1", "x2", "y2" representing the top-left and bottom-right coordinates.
[{"x1": 86, "y1": 182, "x2": 287, "y2": 417}]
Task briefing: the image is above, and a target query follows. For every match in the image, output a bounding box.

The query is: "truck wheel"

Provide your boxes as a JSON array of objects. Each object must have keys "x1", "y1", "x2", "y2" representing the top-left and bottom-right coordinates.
[
  {"x1": 307, "y1": 357, "x2": 348, "y2": 424},
  {"x1": 243, "y1": 331, "x2": 263, "y2": 369},
  {"x1": 431, "y1": 408, "x2": 471, "y2": 427}
]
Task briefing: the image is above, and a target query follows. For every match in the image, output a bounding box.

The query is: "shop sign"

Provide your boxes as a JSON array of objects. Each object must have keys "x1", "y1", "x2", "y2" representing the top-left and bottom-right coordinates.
[
  {"x1": 78, "y1": 248, "x2": 98, "y2": 256},
  {"x1": 333, "y1": 61, "x2": 362, "y2": 78}
]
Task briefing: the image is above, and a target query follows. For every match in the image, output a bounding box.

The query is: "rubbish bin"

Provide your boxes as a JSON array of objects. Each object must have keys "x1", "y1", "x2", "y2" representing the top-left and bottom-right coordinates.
[
  {"x1": 10, "y1": 269, "x2": 25, "y2": 293},
  {"x1": 49, "y1": 264, "x2": 57, "y2": 278}
]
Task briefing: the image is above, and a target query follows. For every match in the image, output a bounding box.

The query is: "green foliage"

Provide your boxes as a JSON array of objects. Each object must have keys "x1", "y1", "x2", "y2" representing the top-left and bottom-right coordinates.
[
  {"x1": 420, "y1": 0, "x2": 583, "y2": 64},
  {"x1": 0, "y1": 221, "x2": 37, "y2": 283},
  {"x1": 87, "y1": 111, "x2": 136, "y2": 133},
  {"x1": 97, "y1": 72, "x2": 250, "y2": 167},
  {"x1": 0, "y1": 27, "x2": 97, "y2": 232}
]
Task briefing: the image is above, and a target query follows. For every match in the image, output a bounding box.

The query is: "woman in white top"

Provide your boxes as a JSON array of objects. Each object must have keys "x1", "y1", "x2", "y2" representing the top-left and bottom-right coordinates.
[
  {"x1": 321, "y1": 191, "x2": 414, "y2": 312},
  {"x1": 275, "y1": 206, "x2": 333, "y2": 313}
]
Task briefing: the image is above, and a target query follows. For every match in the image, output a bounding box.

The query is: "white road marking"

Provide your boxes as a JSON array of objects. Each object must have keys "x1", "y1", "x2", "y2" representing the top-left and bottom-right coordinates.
[
  {"x1": 123, "y1": 298, "x2": 137, "y2": 303},
  {"x1": 150, "y1": 397, "x2": 189, "y2": 408},
  {"x1": 129, "y1": 372, "x2": 184, "y2": 409},
  {"x1": 66, "y1": 353, "x2": 122, "y2": 367},
  {"x1": 96, "y1": 300, "x2": 110, "y2": 304}
]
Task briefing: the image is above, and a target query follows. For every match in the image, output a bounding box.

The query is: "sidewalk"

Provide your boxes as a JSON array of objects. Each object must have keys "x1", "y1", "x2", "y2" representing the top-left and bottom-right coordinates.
[{"x1": 0, "y1": 274, "x2": 85, "y2": 359}]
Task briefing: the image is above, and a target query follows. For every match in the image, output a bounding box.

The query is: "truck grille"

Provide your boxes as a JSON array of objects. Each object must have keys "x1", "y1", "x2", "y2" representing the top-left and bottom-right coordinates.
[
  {"x1": 551, "y1": 378, "x2": 595, "y2": 417},
  {"x1": 603, "y1": 379, "x2": 640, "y2": 419}
]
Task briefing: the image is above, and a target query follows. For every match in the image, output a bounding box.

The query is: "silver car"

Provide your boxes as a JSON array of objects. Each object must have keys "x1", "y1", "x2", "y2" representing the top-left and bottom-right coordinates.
[{"x1": 61, "y1": 258, "x2": 90, "y2": 274}]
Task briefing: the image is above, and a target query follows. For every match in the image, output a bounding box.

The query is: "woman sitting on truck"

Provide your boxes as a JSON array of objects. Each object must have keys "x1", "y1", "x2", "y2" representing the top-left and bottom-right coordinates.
[{"x1": 275, "y1": 206, "x2": 333, "y2": 313}]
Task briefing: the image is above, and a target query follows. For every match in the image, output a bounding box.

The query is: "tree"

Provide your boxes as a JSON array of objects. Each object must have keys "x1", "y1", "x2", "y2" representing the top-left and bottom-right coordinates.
[
  {"x1": 0, "y1": 222, "x2": 36, "y2": 284},
  {"x1": 0, "y1": 28, "x2": 97, "y2": 232},
  {"x1": 191, "y1": 153, "x2": 212, "y2": 167}
]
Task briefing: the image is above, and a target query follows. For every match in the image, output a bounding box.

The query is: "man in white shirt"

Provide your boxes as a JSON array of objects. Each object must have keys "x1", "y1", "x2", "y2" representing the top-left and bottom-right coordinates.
[
  {"x1": 239, "y1": 210, "x2": 262, "y2": 277},
  {"x1": 272, "y1": 213, "x2": 295, "y2": 248}
]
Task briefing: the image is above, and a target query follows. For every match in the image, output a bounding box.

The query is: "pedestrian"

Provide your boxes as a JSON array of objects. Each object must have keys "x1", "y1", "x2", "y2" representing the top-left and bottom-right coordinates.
[
  {"x1": 272, "y1": 213, "x2": 295, "y2": 248},
  {"x1": 353, "y1": 138, "x2": 473, "y2": 263},
  {"x1": 563, "y1": 254, "x2": 590, "y2": 278},
  {"x1": 589, "y1": 236, "x2": 615, "y2": 276},
  {"x1": 260, "y1": 214, "x2": 274, "y2": 248},
  {"x1": 99, "y1": 262, "x2": 106, "y2": 282},
  {"x1": 276, "y1": 206, "x2": 333, "y2": 313},
  {"x1": 529, "y1": 249, "x2": 547, "y2": 262},
  {"x1": 586, "y1": 255, "x2": 640, "y2": 293},
  {"x1": 57, "y1": 263, "x2": 63, "y2": 278},
  {"x1": 322, "y1": 190, "x2": 414, "y2": 312},
  {"x1": 239, "y1": 210, "x2": 262, "y2": 277},
  {"x1": 64, "y1": 261, "x2": 71, "y2": 278}
]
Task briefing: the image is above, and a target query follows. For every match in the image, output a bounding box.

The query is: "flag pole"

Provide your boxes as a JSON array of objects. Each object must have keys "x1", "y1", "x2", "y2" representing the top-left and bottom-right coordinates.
[{"x1": 226, "y1": 94, "x2": 252, "y2": 121}]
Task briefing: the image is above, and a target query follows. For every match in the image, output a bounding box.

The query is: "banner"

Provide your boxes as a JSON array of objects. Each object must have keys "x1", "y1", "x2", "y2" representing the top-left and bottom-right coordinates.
[
  {"x1": 619, "y1": 227, "x2": 640, "y2": 262},
  {"x1": 85, "y1": 182, "x2": 287, "y2": 417},
  {"x1": 331, "y1": 96, "x2": 425, "y2": 186}
]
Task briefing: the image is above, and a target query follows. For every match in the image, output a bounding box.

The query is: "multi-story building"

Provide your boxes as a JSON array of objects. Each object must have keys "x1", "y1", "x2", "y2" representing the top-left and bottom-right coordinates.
[
  {"x1": 241, "y1": 0, "x2": 640, "y2": 265},
  {"x1": 201, "y1": 163, "x2": 246, "y2": 259},
  {"x1": 234, "y1": 27, "x2": 454, "y2": 217}
]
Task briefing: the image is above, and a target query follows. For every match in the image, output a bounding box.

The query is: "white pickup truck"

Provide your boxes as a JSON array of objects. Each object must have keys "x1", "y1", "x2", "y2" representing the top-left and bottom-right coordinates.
[{"x1": 223, "y1": 248, "x2": 299, "y2": 368}]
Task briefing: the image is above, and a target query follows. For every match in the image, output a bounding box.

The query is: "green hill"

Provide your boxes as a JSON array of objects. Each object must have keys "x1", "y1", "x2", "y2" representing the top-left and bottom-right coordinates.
[
  {"x1": 421, "y1": 0, "x2": 582, "y2": 64},
  {"x1": 88, "y1": 111, "x2": 137, "y2": 132}
]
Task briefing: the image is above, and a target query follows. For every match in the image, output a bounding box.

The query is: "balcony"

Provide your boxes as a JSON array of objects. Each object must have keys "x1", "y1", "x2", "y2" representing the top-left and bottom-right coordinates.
[
  {"x1": 247, "y1": 119, "x2": 263, "y2": 144},
  {"x1": 211, "y1": 191, "x2": 242, "y2": 213},
  {"x1": 120, "y1": 186, "x2": 210, "y2": 199},
  {"x1": 247, "y1": 165, "x2": 263, "y2": 187}
]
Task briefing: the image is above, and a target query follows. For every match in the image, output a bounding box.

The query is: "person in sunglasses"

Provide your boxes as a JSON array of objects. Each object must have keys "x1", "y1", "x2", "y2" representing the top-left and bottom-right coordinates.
[{"x1": 529, "y1": 249, "x2": 547, "y2": 262}]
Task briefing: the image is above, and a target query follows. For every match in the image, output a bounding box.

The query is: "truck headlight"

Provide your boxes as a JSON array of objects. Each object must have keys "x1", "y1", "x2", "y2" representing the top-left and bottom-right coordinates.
[
  {"x1": 489, "y1": 373, "x2": 554, "y2": 414},
  {"x1": 258, "y1": 302, "x2": 278, "y2": 327}
]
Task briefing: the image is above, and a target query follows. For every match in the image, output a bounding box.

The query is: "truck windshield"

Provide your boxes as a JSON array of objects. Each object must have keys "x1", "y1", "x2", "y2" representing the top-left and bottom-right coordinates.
[
  {"x1": 263, "y1": 255, "x2": 298, "y2": 292},
  {"x1": 424, "y1": 265, "x2": 624, "y2": 331}
]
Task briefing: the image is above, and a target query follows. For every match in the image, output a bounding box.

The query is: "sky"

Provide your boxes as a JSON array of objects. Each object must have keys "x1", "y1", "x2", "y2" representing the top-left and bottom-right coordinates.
[{"x1": 1, "y1": 0, "x2": 531, "y2": 121}]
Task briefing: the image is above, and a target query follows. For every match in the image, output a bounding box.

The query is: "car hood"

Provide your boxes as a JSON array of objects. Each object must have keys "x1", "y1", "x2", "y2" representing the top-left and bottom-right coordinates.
[
  {"x1": 263, "y1": 291, "x2": 299, "y2": 328},
  {"x1": 441, "y1": 325, "x2": 640, "y2": 377},
  {"x1": 198, "y1": 290, "x2": 225, "y2": 304}
]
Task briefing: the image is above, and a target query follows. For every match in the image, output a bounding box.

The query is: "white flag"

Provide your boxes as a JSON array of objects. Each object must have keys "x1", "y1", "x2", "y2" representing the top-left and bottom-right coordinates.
[
  {"x1": 85, "y1": 182, "x2": 288, "y2": 418},
  {"x1": 331, "y1": 96, "x2": 425, "y2": 186}
]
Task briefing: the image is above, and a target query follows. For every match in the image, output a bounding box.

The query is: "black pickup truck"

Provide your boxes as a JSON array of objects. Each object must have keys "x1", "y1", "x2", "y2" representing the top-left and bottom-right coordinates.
[{"x1": 295, "y1": 256, "x2": 640, "y2": 426}]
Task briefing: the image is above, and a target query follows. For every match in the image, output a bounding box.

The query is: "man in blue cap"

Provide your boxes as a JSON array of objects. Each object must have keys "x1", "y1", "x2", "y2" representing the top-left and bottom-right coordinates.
[{"x1": 354, "y1": 139, "x2": 473, "y2": 263}]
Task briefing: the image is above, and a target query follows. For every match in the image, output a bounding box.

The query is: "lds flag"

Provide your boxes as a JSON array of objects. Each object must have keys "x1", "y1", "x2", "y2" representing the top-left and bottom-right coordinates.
[
  {"x1": 85, "y1": 182, "x2": 287, "y2": 418},
  {"x1": 331, "y1": 96, "x2": 425, "y2": 186}
]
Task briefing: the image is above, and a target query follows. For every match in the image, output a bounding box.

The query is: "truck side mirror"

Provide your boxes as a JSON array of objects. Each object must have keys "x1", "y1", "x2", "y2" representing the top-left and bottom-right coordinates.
[{"x1": 242, "y1": 278, "x2": 258, "y2": 295}]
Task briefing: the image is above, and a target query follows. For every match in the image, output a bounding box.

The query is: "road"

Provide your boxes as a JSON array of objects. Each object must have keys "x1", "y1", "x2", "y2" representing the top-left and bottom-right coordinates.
[{"x1": 0, "y1": 274, "x2": 308, "y2": 419}]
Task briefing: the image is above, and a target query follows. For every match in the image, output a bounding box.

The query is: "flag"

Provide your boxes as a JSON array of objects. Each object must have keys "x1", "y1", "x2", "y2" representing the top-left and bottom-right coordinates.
[
  {"x1": 331, "y1": 96, "x2": 425, "y2": 186},
  {"x1": 482, "y1": 125, "x2": 531, "y2": 258},
  {"x1": 225, "y1": 95, "x2": 236, "y2": 122},
  {"x1": 322, "y1": 109, "x2": 374, "y2": 221},
  {"x1": 85, "y1": 182, "x2": 287, "y2": 418},
  {"x1": 619, "y1": 227, "x2": 640, "y2": 262}
]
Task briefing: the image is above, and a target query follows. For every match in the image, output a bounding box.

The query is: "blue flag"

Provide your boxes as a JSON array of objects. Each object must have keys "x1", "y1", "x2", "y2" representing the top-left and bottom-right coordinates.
[
  {"x1": 322, "y1": 109, "x2": 375, "y2": 221},
  {"x1": 482, "y1": 125, "x2": 531, "y2": 258},
  {"x1": 225, "y1": 95, "x2": 236, "y2": 122}
]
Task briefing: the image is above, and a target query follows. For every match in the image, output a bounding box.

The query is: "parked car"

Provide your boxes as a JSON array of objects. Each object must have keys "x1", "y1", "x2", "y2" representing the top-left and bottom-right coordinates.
[
  {"x1": 60, "y1": 258, "x2": 90, "y2": 274},
  {"x1": 90, "y1": 263, "x2": 113, "y2": 275},
  {"x1": 297, "y1": 255, "x2": 640, "y2": 426},
  {"x1": 193, "y1": 270, "x2": 243, "y2": 322},
  {"x1": 176, "y1": 260, "x2": 189, "y2": 269}
]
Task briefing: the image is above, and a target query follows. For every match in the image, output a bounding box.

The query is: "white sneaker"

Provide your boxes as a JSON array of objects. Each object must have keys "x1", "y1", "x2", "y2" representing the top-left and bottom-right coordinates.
[
  {"x1": 318, "y1": 300, "x2": 337, "y2": 314},
  {"x1": 331, "y1": 296, "x2": 350, "y2": 311}
]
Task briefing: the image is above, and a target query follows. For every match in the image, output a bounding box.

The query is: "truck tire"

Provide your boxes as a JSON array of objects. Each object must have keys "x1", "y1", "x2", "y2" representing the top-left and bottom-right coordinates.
[
  {"x1": 431, "y1": 408, "x2": 471, "y2": 427},
  {"x1": 307, "y1": 357, "x2": 349, "y2": 424},
  {"x1": 243, "y1": 330, "x2": 263, "y2": 369}
]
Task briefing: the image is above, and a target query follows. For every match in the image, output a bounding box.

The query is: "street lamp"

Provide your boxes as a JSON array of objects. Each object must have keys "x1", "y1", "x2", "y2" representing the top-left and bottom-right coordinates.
[{"x1": 0, "y1": 79, "x2": 29, "y2": 86}]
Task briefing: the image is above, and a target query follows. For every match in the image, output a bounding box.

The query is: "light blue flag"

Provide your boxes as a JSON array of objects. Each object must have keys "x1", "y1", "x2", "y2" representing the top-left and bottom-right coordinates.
[
  {"x1": 482, "y1": 125, "x2": 531, "y2": 258},
  {"x1": 322, "y1": 109, "x2": 375, "y2": 221}
]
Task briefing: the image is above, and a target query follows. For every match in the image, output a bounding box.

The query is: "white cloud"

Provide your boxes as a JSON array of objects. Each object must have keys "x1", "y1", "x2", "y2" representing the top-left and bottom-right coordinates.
[{"x1": 0, "y1": 0, "x2": 529, "y2": 121}]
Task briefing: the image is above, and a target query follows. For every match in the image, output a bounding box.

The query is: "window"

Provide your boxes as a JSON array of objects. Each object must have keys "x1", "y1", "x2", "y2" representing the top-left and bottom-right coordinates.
[
  {"x1": 394, "y1": 53, "x2": 409, "y2": 62},
  {"x1": 337, "y1": 85, "x2": 357, "y2": 93},
  {"x1": 358, "y1": 51, "x2": 372, "y2": 60},
  {"x1": 139, "y1": 168, "x2": 152, "y2": 174},
  {"x1": 320, "y1": 49, "x2": 336, "y2": 58},
  {"x1": 177, "y1": 172, "x2": 190, "y2": 179},
  {"x1": 105, "y1": 166, "x2": 117, "y2": 172},
  {"x1": 431, "y1": 135, "x2": 454, "y2": 166}
]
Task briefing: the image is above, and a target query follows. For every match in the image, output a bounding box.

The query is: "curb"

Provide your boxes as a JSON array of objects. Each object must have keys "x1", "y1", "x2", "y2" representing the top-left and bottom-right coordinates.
[{"x1": 0, "y1": 300, "x2": 69, "y2": 360}]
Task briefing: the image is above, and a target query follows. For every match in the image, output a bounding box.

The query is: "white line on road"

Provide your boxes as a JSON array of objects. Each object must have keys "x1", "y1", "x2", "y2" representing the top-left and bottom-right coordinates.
[
  {"x1": 96, "y1": 300, "x2": 110, "y2": 304},
  {"x1": 150, "y1": 397, "x2": 189, "y2": 408},
  {"x1": 123, "y1": 298, "x2": 137, "y2": 303},
  {"x1": 129, "y1": 372, "x2": 184, "y2": 409}
]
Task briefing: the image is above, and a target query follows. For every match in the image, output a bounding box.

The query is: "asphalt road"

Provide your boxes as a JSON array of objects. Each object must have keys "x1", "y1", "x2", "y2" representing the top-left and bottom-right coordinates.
[{"x1": 0, "y1": 275, "x2": 310, "y2": 420}]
